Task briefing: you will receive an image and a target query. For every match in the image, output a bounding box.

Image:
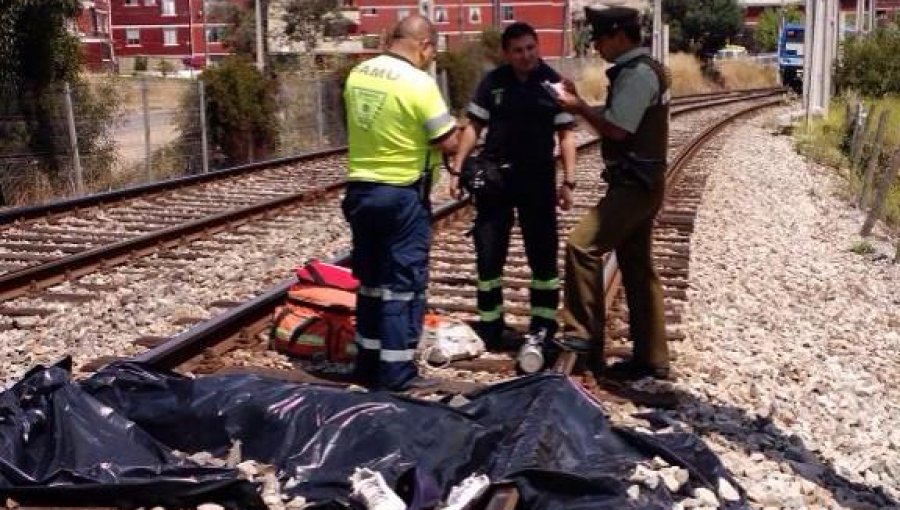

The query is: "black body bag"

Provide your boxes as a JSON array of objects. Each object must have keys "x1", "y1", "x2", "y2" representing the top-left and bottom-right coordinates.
[{"x1": 460, "y1": 155, "x2": 511, "y2": 200}]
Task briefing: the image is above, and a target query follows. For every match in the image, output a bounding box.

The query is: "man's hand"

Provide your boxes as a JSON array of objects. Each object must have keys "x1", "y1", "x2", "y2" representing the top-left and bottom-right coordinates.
[
  {"x1": 448, "y1": 174, "x2": 464, "y2": 200},
  {"x1": 557, "y1": 185, "x2": 574, "y2": 211},
  {"x1": 556, "y1": 78, "x2": 586, "y2": 114}
]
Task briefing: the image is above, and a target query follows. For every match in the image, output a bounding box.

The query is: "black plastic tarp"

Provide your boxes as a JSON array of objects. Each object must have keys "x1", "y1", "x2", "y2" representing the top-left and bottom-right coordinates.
[{"x1": 0, "y1": 361, "x2": 749, "y2": 509}]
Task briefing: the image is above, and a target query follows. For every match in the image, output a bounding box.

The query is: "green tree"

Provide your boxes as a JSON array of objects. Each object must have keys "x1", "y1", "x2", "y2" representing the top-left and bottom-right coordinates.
[
  {"x1": 281, "y1": 0, "x2": 340, "y2": 53},
  {"x1": 0, "y1": 0, "x2": 117, "y2": 199},
  {"x1": 835, "y1": 27, "x2": 900, "y2": 96},
  {"x1": 212, "y1": 0, "x2": 267, "y2": 59},
  {"x1": 754, "y1": 6, "x2": 803, "y2": 53},
  {"x1": 201, "y1": 56, "x2": 279, "y2": 164},
  {"x1": 663, "y1": 0, "x2": 743, "y2": 55}
]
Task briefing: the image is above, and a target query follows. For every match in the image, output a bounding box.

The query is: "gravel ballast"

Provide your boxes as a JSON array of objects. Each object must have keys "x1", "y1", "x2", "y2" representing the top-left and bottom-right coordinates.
[{"x1": 670, "y1": 108, "x2": 899, "y2": 509}]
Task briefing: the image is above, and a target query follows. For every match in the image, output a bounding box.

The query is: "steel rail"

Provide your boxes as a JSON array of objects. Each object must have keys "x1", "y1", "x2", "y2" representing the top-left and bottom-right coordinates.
[
  {"x1": 0, "y1": 90, "x2": 785, "y2": 303},
  {"x1": 135, "y1": 92, "x2": 785, "y2": 370},
  {"x1": 0, "y1": 88, "x2": 781, "y2": 226}
]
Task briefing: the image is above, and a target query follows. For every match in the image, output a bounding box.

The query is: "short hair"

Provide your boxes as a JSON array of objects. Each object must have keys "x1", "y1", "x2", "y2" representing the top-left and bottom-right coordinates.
[{"x1": 501, "y1": 22, "x2": 538, "y2": 50}]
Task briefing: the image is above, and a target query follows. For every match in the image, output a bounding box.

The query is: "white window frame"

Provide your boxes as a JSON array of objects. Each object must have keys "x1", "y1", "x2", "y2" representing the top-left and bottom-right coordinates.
[
  {"x1": 397, "y1": 8, "x2": 409, "y2": 20},
  {"x1": 145, "y1": 0, "x2": 156, "y2": 5},
  {"x1": 361, "y1": 7, "x2": 377, "y2": 15},
  {"x1": 206, "y1": 26, "x2": 225, "y2": 43},
  {"x1": 126, "y1": 28, "x2": 141, "y2": 45},
  {"x1": 161, "y1": 0, "x2": 176, "y2": 16},
  {"x1": 501, "y1": 5, "x2": 514, "y2": 21},
  {"x1": 469, "y1": 6, "x2": 481, "y2": 24},
  {"x1": 163, "y1": 27, "x2": 178, "y2": 46},
  {"x1": 124, "y1": 0, "x2": 139, "y2": 6},
  {"x1": 434, "y1": 6, "x2": 448, "y2": 23}
]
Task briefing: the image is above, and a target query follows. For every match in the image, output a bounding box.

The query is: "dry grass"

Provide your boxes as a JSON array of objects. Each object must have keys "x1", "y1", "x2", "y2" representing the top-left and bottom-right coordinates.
[
  {"x1": 795, "y1": 95, "x2": 900, "y2": 228},
  {"x1": 716, "y1": 60, "x2": 778, "y2": 90},
  {"x1": 668, "y1": 53, "x2": 716, "y2": 96},
  {"x1": 85, "y1": 73, "x2": 192, "y2": 112},
  {"x1": 574, "y1": 65, "x2": 609, "y2": 104},
  {"x1": 575, "y1": 53, "x2": 727, "y2": 104}
]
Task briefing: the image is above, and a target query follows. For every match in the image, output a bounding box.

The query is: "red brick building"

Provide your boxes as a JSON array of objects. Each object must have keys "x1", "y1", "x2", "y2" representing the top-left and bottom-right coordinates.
[
  {"x1": 109, "y1": 0, "x2": 235, "y2": 71},
  {"x1": 76, "y1": 0, "x2": 115, "y2": 71},
  {"x1": 356, "y1": 0, "x2": 571, "y2": 57},
  {"x1": 742, "y1": 0, "x2": 900, "y2": 26}
]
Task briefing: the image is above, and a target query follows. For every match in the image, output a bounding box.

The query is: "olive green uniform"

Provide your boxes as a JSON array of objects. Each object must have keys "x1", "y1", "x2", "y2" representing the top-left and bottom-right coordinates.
[{"x1": 559, "y1": 47, "x2": 670, "y2": 371}]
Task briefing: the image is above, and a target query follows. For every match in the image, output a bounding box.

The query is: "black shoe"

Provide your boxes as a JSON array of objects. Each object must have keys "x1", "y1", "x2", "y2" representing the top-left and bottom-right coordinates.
[{"x1": 602, "y1": 360, "x2": 671, "y2": 381}]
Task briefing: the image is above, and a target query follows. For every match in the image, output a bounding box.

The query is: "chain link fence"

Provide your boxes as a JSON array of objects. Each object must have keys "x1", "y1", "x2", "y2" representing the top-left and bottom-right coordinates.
[
  {"x1": 0, "y1": 73, "x2": 347, "y2": 208},
  {"x1": 0, "y1": 57, "x2": 601, "y2": 208}
]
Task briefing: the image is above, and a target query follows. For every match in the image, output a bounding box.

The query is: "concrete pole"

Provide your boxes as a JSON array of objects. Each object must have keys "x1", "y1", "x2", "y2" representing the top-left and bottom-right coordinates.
[
  {"x1": 256, "y1": 0, "x2": 265, "y2": 72},
  {"x1": 662, "y1": 24, "x2": 669, "y2": 67},
  {"x1": 63, "y1": 82, "x2": 84, "y2": 196},
  {"x1": 856, "y1": 0, "x2": 864, "y2": 33},
  {"x1": 419, "y1": 0, "x2": 436, "y2": 77},
  {"x1": 199, "y1": 80, "x2": 210, "y2": 174},
  {"x1": 868, "y1": 0, "x2": 877, "y2": 32},
  {"x1": 822, "y1": 0, "x2": 837, "y2": 113},
  {"x1": 203, "y1": 0, "x2": 210, "y2": 68},
  {"x1": 652, "y1": 0, "x2": 662, "y2": 62},
  {"x1": 141, "y1": 78, "x2": 152, "y2": 181},
  {"x1": 802, "y1": 0, "x2": 815, "y2": 121}
]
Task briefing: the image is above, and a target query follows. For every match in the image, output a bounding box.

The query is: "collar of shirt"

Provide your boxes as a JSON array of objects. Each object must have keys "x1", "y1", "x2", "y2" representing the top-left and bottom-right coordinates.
[
  {"x1": 613, "y1": 47, "x2": 650, "y2": 66},
  {"x1": 501, "y1": 60, "x2": 552, "y2": 84},
  {"x1": 383, "y1": 51, "x2": 416, "y2": 68}
]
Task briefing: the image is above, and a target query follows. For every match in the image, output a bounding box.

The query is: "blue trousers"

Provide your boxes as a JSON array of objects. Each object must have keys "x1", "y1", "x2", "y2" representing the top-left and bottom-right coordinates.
[{"x1": 342, "y1": 182, "x2": 430, "y2": 390}]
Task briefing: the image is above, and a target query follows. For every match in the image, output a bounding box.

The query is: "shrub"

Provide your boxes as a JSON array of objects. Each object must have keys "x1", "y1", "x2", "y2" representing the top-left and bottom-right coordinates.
[
  {"x1": 134, "y1": 56, "x2": 148, "y2": 72},
  {"x1": 437, "y1": 41, "x2": 488, "y2": 113},
  {"x1": 201, "y1": 56, "x2": 279, "y2": 164},
  {"x1": 835, "y1": 27, "x2": 900, "y2": 96}
]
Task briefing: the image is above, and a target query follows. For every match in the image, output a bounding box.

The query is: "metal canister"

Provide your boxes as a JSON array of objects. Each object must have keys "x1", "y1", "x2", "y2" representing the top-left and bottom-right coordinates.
[{"x1": 516, "y1": 329, "x2": 547, "y2": 374}]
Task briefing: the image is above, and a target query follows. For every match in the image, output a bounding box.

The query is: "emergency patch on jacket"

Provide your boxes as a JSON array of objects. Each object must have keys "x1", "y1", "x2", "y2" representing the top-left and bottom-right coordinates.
[{"x1": 350, "y1": 86, "x2": 388, "y2": 130}]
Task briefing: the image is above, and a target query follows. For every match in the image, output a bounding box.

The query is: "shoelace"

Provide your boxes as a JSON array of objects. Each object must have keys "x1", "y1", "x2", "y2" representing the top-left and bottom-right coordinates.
[{"x1": 356, "y1": 478, "x2": 390, "y2": 504}]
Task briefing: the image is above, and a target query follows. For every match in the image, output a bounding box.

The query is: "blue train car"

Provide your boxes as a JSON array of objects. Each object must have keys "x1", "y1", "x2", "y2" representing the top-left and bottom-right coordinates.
[{"x1": 778, "y1": 22, "x2": 805, "y2": 91}]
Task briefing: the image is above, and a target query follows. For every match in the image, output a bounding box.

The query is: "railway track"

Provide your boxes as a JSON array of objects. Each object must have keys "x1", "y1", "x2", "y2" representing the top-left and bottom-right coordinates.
[
  {"x1": 0, "y1": 89, "x2": 785, "y2": 391},
  {"x1": 0, "y1": 89, "x2": 782, "y2": 305},
  {"x1": 125, "y1": 92, "x2": 784, "y2": 377},
  {"x1": 0, "y1": 89, "x2": 786, "y2": 510}
]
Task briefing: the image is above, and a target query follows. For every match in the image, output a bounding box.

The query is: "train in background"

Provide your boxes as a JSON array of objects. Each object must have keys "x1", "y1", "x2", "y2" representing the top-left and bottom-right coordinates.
[{"x1": 778, "y1": 22, "x2": 805, "y2": 92}]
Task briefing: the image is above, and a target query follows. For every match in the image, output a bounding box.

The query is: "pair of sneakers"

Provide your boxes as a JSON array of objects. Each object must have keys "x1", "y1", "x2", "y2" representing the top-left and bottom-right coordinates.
[{"x1": 349, "y1": 468, "x2": 490, "y2": 510}]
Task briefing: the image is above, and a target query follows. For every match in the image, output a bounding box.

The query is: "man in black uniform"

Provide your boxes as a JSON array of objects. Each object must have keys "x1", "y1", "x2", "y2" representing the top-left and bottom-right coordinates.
[
  {"x1": 451, "y1": 22, "x2": 577, "y2": 349},
  {"x1": 554, "y1": 6, "x2": 672, "y2": 380}
]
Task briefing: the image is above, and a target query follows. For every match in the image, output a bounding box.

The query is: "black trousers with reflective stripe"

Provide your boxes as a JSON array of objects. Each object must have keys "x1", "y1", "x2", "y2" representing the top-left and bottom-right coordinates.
[{"x1": 473, "y1": 166, "x2": 559, "y2": 337}]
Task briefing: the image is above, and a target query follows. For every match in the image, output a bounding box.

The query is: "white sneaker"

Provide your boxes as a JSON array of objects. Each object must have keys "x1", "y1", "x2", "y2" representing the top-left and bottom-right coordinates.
[
  {"x1": 348, "y1": 467, "x2": 407, "y2": 510},
  {"x1": 442, "y1": 473, "x2": 491, "y2": 510}
]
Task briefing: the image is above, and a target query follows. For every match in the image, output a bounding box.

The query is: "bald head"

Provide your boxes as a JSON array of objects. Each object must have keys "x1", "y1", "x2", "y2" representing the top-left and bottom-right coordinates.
[
  {"x1": 390, "y1": 14, "x2": 436, "y2": 44},
  {"x1": 387, "y1": 14, "x2": 438, "y2": 69}
]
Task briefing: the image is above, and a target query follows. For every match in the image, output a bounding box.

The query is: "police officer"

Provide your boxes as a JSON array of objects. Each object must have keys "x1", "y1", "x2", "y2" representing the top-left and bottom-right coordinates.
[
  {"x1": 554, "y1": 6, "x2": 671, "y2": 380},
  {"x1": 451, "y1": 22, "x2": 577, "y2": 350},
  {"x1": 343, "y1": 15, "x2": 459, "y2": 391}
]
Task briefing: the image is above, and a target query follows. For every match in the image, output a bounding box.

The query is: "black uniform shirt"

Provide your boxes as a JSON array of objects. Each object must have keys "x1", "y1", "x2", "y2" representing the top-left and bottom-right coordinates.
[{"x1": 466, "y1": 62, "x2": 576, "y2": 167}]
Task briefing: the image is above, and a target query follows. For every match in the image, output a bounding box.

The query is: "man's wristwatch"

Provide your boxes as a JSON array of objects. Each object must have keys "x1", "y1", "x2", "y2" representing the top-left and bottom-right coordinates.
[{"x1": 562, "y1": 180, "x2": 577, "y2": 190}]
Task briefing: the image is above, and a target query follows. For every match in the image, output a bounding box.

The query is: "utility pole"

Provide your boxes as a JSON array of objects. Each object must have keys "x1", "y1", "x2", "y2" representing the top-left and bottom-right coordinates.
[
  {"x1": 203, "y1": 0, "x2": 210, "y2": 68},
  {"x1": 856, "y1": 0, "x2": 864, "y2": 33},
  {"x1": 868, "y1": 0, "x2": 877, "y2": 32},
  {"x1": 803, "y1": 0, "x2": 839, "y2": 120},
  {"x1": 419, "y1": 0, "x2": 436, "y2": 77},
  {"x1": 652, "y1": 0, "x2": 662, "y2": 62},
  {"x1": 256, "y1": 0, "x2": 265, "y2": 72}
]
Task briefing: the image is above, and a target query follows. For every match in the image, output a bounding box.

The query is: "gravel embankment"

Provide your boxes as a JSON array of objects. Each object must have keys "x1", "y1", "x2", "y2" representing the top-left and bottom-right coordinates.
[{"x1": 662, "y1": 108, "x2": 899, "y2": 509}]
